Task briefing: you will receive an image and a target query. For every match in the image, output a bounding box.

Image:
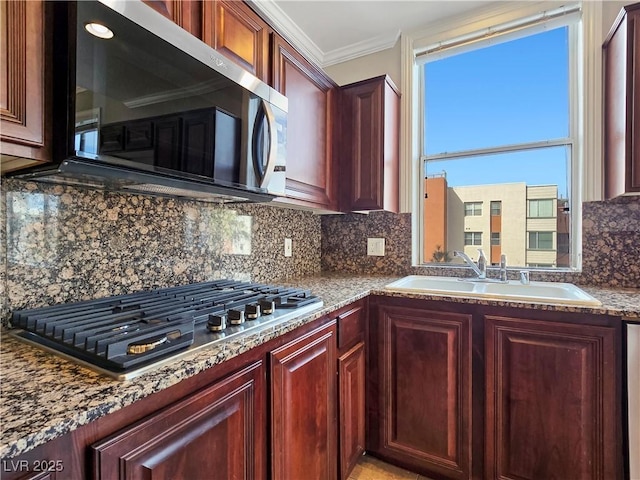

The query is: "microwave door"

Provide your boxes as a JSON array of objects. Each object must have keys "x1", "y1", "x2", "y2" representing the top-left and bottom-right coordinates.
[{"x1": 252, "y1": 100, "x2": 278, "y2": 190}]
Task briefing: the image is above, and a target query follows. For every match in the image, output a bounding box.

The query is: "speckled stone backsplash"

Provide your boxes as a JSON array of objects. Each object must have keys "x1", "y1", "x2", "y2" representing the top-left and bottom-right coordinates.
[
  {"x1": 321, "y1": 198, "x2": 640, "y2": 288},
  {"x1": 321, "y1": 211, "x2": 412, "y2": 275},
  {"x1": 0, "y1": 179, "x2": 321, "y2": 323},
  {"x1": 581, "y1": 195, "x2": 640, "y2": 288}
]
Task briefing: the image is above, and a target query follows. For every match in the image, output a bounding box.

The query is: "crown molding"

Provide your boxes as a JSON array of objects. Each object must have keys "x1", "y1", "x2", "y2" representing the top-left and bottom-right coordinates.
[
  {"x1": 249, "y1": 0, "x2": 325, "y2": 67},
  {"x1": 322, "y1": 29, "x2": 401, "y2": 67},
  {"x1": 250, "y1": 0, "x2": 402, "y2": 68}
]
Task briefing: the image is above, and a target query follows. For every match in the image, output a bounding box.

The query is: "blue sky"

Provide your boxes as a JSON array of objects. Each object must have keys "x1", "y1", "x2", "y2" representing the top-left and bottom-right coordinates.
[{"x1": 423, "y1": 26, "x2": 570, "y2": 197}]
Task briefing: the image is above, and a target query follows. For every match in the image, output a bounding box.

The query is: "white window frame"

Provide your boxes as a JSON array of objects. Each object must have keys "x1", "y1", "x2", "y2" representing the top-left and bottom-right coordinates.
[{"x1": 401, "y1": 1, "x2": 604, "y2": 272}]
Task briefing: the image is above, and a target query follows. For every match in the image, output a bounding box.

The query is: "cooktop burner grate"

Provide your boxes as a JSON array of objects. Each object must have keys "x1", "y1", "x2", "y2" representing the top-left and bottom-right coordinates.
[{"x1": 10, "y1": 280, "x2": 323, "y2": 379}]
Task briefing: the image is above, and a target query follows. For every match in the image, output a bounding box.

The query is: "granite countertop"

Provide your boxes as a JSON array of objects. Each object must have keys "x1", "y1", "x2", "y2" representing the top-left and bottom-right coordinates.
[{"x1": 1, "y1": 273, "x2": 639, "y2": 459}]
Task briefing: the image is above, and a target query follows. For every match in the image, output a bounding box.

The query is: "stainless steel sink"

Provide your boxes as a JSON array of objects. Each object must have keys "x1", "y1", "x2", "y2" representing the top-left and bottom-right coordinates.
[{"x1": 384, "y1": 275, "x2": 602, "y2": 307}]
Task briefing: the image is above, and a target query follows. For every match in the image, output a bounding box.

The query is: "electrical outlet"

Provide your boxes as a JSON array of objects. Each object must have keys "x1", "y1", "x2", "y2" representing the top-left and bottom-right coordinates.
[
  {"x1": 367, "y1": 237, "x2": 385, "y2": 256},
  {"x1": 284, "y1": 238, "x2": 292, "y2": 257}
]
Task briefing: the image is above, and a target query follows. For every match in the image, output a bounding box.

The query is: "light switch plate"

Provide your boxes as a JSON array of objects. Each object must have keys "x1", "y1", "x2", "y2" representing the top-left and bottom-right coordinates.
[
  {"x1": 284, "y1": 238, "x2": 292, "y2": 257},
  {"x1": 367, "y1": 237, "x2": 385, "y2": 256}
]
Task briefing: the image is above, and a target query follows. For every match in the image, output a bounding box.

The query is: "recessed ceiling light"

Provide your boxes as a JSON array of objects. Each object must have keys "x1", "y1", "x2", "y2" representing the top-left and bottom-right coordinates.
[{"x1": 85, "y1": 22, "x2": 114, "y2": 39}]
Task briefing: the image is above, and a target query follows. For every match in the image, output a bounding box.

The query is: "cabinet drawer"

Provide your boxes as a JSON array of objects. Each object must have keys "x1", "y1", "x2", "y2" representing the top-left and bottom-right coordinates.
[{"x1": 337, "y1": 304, "x2": 365, "y2": 350}]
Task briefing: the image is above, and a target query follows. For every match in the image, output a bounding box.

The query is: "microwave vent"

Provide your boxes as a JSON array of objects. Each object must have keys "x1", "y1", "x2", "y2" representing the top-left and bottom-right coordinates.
[{"x1": 121, "y1": 183, "x2": 250, "y2": 203}]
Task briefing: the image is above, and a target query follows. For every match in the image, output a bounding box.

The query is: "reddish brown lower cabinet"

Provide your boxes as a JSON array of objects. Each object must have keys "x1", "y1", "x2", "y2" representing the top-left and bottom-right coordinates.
[
  {"x1": 368, "y1": 300, "x2": 473, "y2": 480},
  {"x1": 485, "y1": 315, "x2": 620, "y2": 480},
  {"x1": 369, "y1": 297, "x2": 623, "y2": 480},
  {"x1": 270, "y1": 321, "x2": 337, "y2": 480},
  {"x1": 338, "y1": 341, "x2": 366, "y2": 480},
  {"x1": 91, "y1": 361, "x2": 266, "y2": 480}
]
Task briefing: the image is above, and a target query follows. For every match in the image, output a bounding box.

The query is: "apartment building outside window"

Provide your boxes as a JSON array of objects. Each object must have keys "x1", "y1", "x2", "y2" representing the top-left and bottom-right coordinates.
[{"x1": 417, "y1": 4, "x2": 580, "y2": 270}]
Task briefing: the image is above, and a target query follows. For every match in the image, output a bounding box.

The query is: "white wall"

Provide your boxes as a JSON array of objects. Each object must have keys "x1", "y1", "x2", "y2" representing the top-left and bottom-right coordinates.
[
  {"x1": 603, "y1": 1, "x2": 630, "y2": 40},
  {"x1": 323, "y1": 40, "x2": 401, "y2": 87}
]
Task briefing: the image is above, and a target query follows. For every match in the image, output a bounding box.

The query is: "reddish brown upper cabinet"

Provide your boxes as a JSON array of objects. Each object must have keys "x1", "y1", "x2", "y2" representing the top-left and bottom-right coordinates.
[
  {"x1": 485, "y1": 314, "x2": 621, "y2": 480},
  {"x1": 142, "y1": 0, "x2": 201, "y2": 38},
  {"x1": 339, "y1": 75, "x2": 400, "y2": 212},
  {"x1": 271, "y1": 34, "x2": 338, "y2": 211},
  {"x1": 202, "y1": 0, "x2": 270, "y2": 82},
  {"x1": 0, "y1": 0, "x2": 52, "y2": 172},
  {"x1": 603, "y1": 3, "x2": 640, "y2": 198},
  {"x1": 91, "y1": 361, "x2": 266, "y2": 480},
  {"x1": 270, "y1": 321, "x2": 338, "y2": 480},
  {"x1": 368, "y1": 299, "x2": 473, "y2": 480}
]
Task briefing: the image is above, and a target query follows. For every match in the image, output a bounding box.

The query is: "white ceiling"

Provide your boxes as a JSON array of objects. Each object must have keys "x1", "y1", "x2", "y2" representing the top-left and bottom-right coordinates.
[{"x1": 251, "y1": 0, "x2": 497, "y2": 67}]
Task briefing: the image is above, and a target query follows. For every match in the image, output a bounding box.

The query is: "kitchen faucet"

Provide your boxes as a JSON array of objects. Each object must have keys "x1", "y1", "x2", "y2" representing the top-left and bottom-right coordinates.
[
  {"x1": 499, "y1": 254, "x2": 508, "y2": 282},
  {"x1": 453, "y1": 249, "x2": 487, "y2": 279}
]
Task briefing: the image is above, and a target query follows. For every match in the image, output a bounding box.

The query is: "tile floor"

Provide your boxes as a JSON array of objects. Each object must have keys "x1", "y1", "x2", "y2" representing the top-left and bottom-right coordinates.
[{"x1": 349, "y1": 455, "x2": 433, "y2": 480}]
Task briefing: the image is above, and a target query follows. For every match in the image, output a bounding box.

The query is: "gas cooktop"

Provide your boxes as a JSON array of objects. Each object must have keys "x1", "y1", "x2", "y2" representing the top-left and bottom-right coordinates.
[{"x1": 9, "y1": 280, "x2": 323, "y2": 380}]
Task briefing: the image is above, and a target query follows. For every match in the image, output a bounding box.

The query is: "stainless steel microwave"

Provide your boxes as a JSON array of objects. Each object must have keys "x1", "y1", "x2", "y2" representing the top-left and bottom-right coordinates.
[{"x1": 9, "y1": 0, "x2": 287, "y2": 203}]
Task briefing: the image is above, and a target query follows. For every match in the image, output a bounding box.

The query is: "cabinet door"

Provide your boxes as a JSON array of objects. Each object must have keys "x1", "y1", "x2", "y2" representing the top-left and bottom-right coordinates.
[
  {"x1": 369, "y1": 304, "x2": 473, "y2": 480},
  {"x1": 340, "y1": 75, "x2": 400, "y2": 212},
  {"x1": 92, "y1": 361, "x2": 266, "y2": 480},
  {"x1": 181, "y1": 109, "x2": 215, "y2": 177},
  {"x1": 338, "y1": 341, "x2": 366, "y2": 480},
  {"x1": 272, "y1": 35, "x2": 337, "y2": 210},
  {"x1": 603, "y1": 4, "x2": 640, "y2": 197},
  {"x1": 142, "y1": 0, "x2": 201, "y2": 38},
  {"x1": 202, "y1": 0, "x2": 269, "y2": 82},
  {"x1": 0, "y1": 0, "x2": 51, "y2": 171},
  {"x1": 485, "y1": 315, "x2": 619, "y2": 480},
  {"x1": 154, "y1": 115, "x2": 182, "y2": 170},
  {"x1": 270, "y1": 321, "x2": 337, "y2": 480}
]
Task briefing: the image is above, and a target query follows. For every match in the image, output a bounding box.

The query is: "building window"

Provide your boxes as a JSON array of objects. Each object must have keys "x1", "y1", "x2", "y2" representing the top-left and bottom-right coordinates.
[
  {"x1": 464, "y1": 232, "x2": 482, "y2": 246},
  {"x1": 464, "y1": 202, "x2": 482, "y2": 216},
  {"x1": 528, "y1": 231, "x2": 553, "y2": 250},
  {"x1": 417, "y1": 5, "x2": 580, "y2": 270},
  {"x1": 491, "y1": 232, "x2": 500, "y2": 245},
  {"x1": 528, "y1": 199, "x2": 555, "y2": 218}
]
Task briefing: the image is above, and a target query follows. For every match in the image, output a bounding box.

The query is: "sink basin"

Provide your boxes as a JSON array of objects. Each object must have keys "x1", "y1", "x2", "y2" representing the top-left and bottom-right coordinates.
[{"x1": 385, "y1": 275, "x2": 602, "y2": 307}]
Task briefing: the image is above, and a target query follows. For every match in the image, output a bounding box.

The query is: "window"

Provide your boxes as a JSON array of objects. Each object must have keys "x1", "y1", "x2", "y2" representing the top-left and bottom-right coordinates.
[
  {"x1": 528, "y1": 231, "x2": 553, "y2": 250},
  {"x1": 464, "y1": 232, "x2": 482, "y2": 246},
  {"x1": 528, "y1": 199, "x2": 555, "y2": 218},
  {"x1": 416, "y1": 4, "x2": 581, "y2": 270},
  {"x1": 464, "y1": 202, "x2": 482, "y2": 216},
  {"x1": 75, "y1": 108, "x2": 100, "y2": 155}
]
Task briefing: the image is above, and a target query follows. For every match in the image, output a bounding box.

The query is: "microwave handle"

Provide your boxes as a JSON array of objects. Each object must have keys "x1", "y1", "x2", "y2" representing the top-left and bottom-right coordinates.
[{"x1": 256, "y1": 100, "x2": 278, "y2": 189}]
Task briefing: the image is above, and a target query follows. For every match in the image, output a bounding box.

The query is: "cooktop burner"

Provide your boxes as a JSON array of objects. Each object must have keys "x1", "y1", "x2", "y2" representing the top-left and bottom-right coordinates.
[{"x1": 9, "y1": 280, "x2": 323, "y2": 380}]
